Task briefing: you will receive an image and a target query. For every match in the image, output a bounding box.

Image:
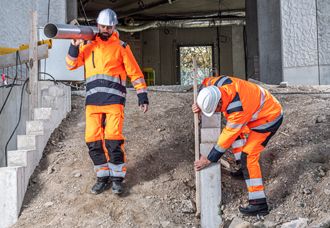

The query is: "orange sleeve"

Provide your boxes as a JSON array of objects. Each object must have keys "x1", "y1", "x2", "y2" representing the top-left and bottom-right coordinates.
[
  {"x1": 65, "y1": 44, "x2": 85, "y2": 71},
  {"x1": 121, "y1": 44, "x2": 147, "y2": 94}
]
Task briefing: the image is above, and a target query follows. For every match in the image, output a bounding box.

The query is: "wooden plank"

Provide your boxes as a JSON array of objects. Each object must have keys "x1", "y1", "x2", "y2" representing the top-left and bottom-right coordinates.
[
  {"x1": 29, "y1": 11, "x2": 38, "y2": 120},
  {"x1": 0, "y1": 44, "x2": 48, "y2": 69},
  {"x1": 192, "y1": 58, "x2": 201, "y2": 217}
]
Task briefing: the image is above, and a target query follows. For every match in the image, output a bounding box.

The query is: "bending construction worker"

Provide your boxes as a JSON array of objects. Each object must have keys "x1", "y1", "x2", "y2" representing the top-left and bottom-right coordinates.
[
  {"x1": 66, "y1": 8, "x2": 149, "y2": 195},
  {"x1": 192, "y1": 76, "x2": 283, "y2": 216}
]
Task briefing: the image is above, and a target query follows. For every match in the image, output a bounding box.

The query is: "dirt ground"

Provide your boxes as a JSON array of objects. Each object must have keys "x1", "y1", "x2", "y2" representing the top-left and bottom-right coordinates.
[{"x1": 13, "y1": 85, "x2": 330, "y2": 228}]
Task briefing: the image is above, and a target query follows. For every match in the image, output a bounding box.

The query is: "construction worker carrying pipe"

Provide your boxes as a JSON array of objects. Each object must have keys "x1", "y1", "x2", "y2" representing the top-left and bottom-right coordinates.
[
  {"x1": 192, "y1": 76, "x2": 283, "y2": 216},
  {"x1": 66, "y1": 9, "x2": 149, "y2": 195}
]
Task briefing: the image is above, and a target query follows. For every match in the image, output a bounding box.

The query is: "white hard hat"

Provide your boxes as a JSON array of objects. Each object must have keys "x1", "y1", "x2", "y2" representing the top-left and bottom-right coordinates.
[
  {"x1": 97, "y1": 8, "x2": 118, "y2": 26},
  {"x1": 197, "y1": 85, "x2": 221, "y2": 117}
]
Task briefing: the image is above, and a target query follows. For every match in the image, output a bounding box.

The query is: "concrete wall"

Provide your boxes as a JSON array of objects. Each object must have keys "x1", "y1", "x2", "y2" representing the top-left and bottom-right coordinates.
[
  {"x1": 140, "y1": 26, "x2": 241, "y2": 85},
  {"x1": 0, "y1": 82, "x2": 71, "y2": 228},
  {"x1": 0, "y1": 0, "x2": 67, "y2": 48},
  {"x1": 0, "y1": 86, "x2": 29, "y2": 167},
  {"x1": 281, "y1": 0, "x2": 319, "y2": 85},
  {"x1": 318, "y1": 0, "x2": 330, "y2": 85},
  {"x1": 0, "y1": 0, "x2": 68, "y2": 166}
]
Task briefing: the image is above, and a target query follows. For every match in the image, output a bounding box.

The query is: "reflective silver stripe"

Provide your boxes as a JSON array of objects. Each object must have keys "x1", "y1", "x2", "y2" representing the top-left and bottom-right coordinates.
[
  {"x1": 214, "y1": 144, "x2": 226, "y2": 153},
  {"x1": 94, "y1": 164, "x2": 110, "y2": 178},
  {"x1": 248, "y1": 190, "x2": 266, "y2": 200},
  {"x1": 216, "y1": 76, "x2": 228, "y2": 87},
  {"x1": 227, "y1": 101, "x2": 243, "y2": 111},
  {"x1": 251, "y1": 113, "x2": 283, "y2": 130},
  {"x1": 226, "y1": 121, "x2": 244, "y2": 129},
  {"x1": 234, "y1": 152, "x2": 242, "y2": 160},
  {"x1": 232, "y1": 139, "x2": 245, "y2": 148},
  {"x1": 86, "y1": 87, "x2": 126, "y2": 97},
  {"x1": 137, "y1": 88, "x2": 148, "y2": 94},
  {"x1": 121, "y1": 80, "x2": 127, "y2": 86},
  {"x1": 86, "y1": 74, "x2": 121, "y2": 84},
  {"x1": 108, "y1": 163, "x2": 126, "y2": 178},
  {"x1": 251, "y1": 86, "x2": 266, "y2": 121},
  {"x1": 131, "y1": 78, "x2": 146, "y2": 86},
  {"x1": 245, "y1": 178, "x2": 263, "y2": 187}
]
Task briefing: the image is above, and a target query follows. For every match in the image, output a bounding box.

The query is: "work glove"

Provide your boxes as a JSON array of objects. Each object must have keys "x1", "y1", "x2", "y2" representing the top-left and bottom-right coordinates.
[{"x1": 137, "y1": 93, "x2": 149, "y2": 106}]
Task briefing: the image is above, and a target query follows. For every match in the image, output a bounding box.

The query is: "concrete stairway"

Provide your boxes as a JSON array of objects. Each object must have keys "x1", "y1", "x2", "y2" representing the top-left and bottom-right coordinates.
[
  {"x1": 200, "y1": 113, "x2": 222, "y2": 228},
  {"x1": 0, "y1": 82, "x2": 71, "y2": 228}
]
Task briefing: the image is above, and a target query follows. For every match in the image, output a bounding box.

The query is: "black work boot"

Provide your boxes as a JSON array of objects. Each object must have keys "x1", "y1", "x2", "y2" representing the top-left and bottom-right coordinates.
[
  {"x1": 239, "y1": 199, "x2": 269, "y2": 216},
  {"x1": 111, "y1": 177, "x2": 124, "y2": 195},
  {"x1": 91, "y1": 177, "x2": 111, "y2": 195}
]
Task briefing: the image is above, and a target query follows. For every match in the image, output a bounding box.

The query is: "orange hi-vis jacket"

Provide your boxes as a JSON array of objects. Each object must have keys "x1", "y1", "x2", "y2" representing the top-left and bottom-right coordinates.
[
  {"x1": 202, "y1": 76, "x2": 283, "y2": 161},
  {"x1": 66, "y1": 32, "x2": 148, "y2": 106}
]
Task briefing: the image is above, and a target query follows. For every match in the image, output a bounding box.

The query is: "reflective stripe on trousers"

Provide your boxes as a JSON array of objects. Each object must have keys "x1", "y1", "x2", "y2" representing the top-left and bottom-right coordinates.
[{"x1": 94, "y1": 164, "x2": 110, "y2": 178}]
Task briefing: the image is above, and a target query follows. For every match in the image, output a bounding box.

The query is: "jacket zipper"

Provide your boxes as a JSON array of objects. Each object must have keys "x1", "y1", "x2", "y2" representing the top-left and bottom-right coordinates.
[{"x1": 92, "y1": 51, "x2": 96, "y2": 68}]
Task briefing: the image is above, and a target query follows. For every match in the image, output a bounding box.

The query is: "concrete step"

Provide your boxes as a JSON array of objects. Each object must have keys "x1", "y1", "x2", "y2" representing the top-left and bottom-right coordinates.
[
  {"x1": 33, "y1": 107, "x2": 52, "y2": 120},
  {"x1": 201, "y1": 113, "x2": 221, "y2": 128},
  {"x1": 17, "y1": 135, "x2": 37, "y2": 150},
  {"x1": 201, "y1": 128, "x2": 221, "y2": 143},
  {"x1": 7, "y1": 149, "x2": 36, "y2": 185},
  {"x1": 26, "y1": 120, "x2": 44, "y2": 135}
]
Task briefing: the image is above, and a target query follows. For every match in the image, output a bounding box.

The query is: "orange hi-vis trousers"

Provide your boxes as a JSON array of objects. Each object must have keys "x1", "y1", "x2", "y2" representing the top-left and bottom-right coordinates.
[
  {"x1": 241, "y1": 115, "x2": 283, "y2": 204},
  {"x1": 85, "y1": 104, "x2": 127, "y2": 181}
]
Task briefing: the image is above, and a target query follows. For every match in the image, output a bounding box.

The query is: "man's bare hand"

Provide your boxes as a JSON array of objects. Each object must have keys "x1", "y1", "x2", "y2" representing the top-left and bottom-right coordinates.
[
  {"x1": 71, "y1": 39, "x2": 83, "y2": 47},
  {"x1": 194, "y1": 155, "x2": 211, "y2": 171},
  {"x1": 139, "y1": 104, "x2": 148, "y2": 113},
  {"x1": 192, "y1": 103, "x2": 201, "y2": 113}
]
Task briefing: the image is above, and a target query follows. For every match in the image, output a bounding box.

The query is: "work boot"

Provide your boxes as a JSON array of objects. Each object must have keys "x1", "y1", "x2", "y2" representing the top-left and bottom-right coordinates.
[
  {"x1": 91, "y1": 177, "x2": 110, "y2": 195},
  {"x1": 239, "y1": 201, "x2": 269, "y2": 216},
  {"x1": 112, "y1": 181, "x2": 123, "y2": 195}
]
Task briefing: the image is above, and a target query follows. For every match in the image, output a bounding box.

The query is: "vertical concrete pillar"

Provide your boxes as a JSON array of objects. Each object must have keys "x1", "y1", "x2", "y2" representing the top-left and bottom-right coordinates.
[
  {"x1": 318, "y1": 0, "x2": 330, "y2": 85},
  {"x1": 245, "y1": 0, "x2": 260, "y2": 81},
  {"x1": 232, "y1": 26, "x2": 246, "y2": 79},
  {"x1": 257, "y1": 0, "x2": 283, "y2": 84},
  {"x1": 200, "y1": 113, "x2": 222, "y2": 228}
]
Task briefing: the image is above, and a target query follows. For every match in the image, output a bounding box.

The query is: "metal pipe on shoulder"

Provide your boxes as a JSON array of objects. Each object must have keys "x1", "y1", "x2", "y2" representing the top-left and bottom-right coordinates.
[{"x1": 43, "y1": 23, "x2": 99, "y2": 40}]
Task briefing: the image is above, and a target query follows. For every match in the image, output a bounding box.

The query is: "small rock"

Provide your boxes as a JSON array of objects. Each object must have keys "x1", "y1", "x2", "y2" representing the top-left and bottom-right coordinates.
[
  {"x1": 316, "y1": 115, "x2": 326, "y2": 123},
  {"x1": 281, "y1": 218, "x2": 308, "y2": 228},
  {"x1": 180, "y1": 199, "x2": 194, "y2": 213},
  {"x1": 47, "y1": 166, "x2": 54, "y2": 174},
  {"x1": 324, "y1": 189, "x2": 330, "y2": 195},
  {"x1": 71, "y1": 170, "x2": 82, "y2": 178},
  {"x1": 160, "y1": 221, "x2": 171, "y2": 227},
  {"x1": 229, "y1": 217, "x2": 252, "y2": 228},
  {"x1": 44, "y1": 202, "x2": 54, "y2": 207},
  {"x1": 303, "y1": 188, "x2": 312, "y2": 195},
  {"x1": 278, "y1": 81, "x2": 288, "y2": 88}
]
